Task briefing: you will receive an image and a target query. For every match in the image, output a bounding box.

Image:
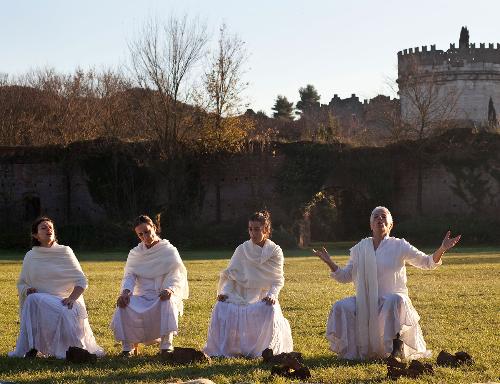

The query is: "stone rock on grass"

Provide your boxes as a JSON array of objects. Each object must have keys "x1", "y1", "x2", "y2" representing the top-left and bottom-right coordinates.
[
  {"x1": 161, "y1": 347, "x2": 211, "y2": 365},
  {"x1": 437, "y1": 350, "x2": 474, "y2": 367},
  {"x1": 264, "y1": 348, "x2": 311, "y2": 380},
  {"x1": 455, "y1": 351, "x2": 474, "y2": 365},
  {"x1": 261, "y1": 348, "x2": 303, "y2": 364},
  {"x1": 406, "y1": 360, "x2": 434, "y2": 378},
  {"x1": 387, "y1": 358, "x2": 434, "y2": 379},
  {"x1": 65, "y1": 346, "x2": 97, "y2": 364},
  {"x1": 271, "y1": 364, "x2": 312, "y2": 380}
]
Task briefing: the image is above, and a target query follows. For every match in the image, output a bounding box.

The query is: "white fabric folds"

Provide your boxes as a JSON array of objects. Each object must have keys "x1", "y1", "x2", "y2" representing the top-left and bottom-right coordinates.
[
  {"x1": 16, "y1": 244, "x2": 88, "y2": 311},
  {"x1": 217, "y1": 239, "x2": 284, "y2": 305},
  {"x1": 124, "y1": 239, "x2": 188, "y2": 300},
  {"x1": 353, "y1": 238, "x2": 383, "y2": 358},
  {"x1": 9, "y1": 244, "x2": 104, "y2": 358},
  {"x1": 111, "y1": 239, "x2": 188, "y2": 348},
  {"x1": 204, "y1": 301, "x2": 293, "y2": 358},
  {"x1": 205, "y1": 239, "x2": 293, "y2": 357},
  {"x1": 327, "y1": 236, "x2": 439, "y2": 360}
]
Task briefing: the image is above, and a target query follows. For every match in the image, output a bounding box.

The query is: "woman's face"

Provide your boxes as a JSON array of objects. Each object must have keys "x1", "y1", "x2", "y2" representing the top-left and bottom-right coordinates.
[
  {"x1": 135, "y1": 223, "x2": 158, "y2": 247},
  {"x1": 248, "y1": 220, "x2": 268, "y2": 245},
  {"x1": 33, "y1": 220, "x2": 55, "y2": 247},
  {"x1": 370, "y1": 208, "x2": 393, "y2": 237}
]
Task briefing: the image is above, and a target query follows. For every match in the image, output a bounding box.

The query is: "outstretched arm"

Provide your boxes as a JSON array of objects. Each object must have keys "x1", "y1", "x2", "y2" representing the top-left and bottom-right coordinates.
[
  {"x1": 432, "y1": 231, "x2": 461, "y2": 263},
  {"x1": 313, "y1": 247, "x2": 338, "y2": 272}
]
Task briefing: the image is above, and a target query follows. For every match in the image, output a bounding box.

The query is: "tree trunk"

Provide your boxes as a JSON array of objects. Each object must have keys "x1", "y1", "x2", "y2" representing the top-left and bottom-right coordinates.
[
  {"x1": 416, "y1": 157, "x2": 423, "y2": 216},
  {"x1": 215, "y1": 180, "x2": 221, "y2": 224},
  {"x1": 298, "y1": 210, "x2": 311, "y2": 248}
]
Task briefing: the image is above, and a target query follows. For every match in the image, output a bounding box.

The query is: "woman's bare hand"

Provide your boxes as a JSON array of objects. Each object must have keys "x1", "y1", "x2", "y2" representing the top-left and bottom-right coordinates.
[
  {"x1": 117, "y1": 292, "x2": 131, "y2": 308},
  {"x1": 262, "y1": 296, "x2": 276, "y2": 305},
  {"x1": 61, "y1": 297, "x2": 75, "y2": 309},
  {"x1": 441, "y1": 231, "x2": 461, "y2": 252},
  {"x1": 159, "y1": 288, "x2": 173, "y2": 301},
  {"x1": 26, "y1": 287, "x2": 37, "y2": 296},
  {"x1": 313, "y1": 247, "x2": 338, "y2": 272}
]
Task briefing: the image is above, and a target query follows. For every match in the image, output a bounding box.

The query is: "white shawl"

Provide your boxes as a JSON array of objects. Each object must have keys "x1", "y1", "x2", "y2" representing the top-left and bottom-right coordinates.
[
  {"x1": 17, "y1": 244, "x2": 88, "y2": 311},
  {"x1": 351, "y1": 238, "x2": 384, "y2": 358},
  {"x1": 217, "y1": 239, "x2": 284, "y2": 304},
  {"x1": 123, "y1": 239, "x2": 189, "y2": 300}
]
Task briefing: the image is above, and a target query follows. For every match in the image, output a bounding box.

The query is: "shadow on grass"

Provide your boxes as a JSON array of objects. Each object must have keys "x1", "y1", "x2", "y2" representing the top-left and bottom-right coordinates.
[
  {"x1": 0, "y1": 353, "x2": 394, "y2": 384},
  {"x1": 0, "y1": 355, "x2": 271, "y2": 384}
]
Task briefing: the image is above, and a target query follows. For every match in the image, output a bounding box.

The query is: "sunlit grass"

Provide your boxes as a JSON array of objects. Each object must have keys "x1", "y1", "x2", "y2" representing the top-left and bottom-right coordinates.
[{"x1": 0, "y1": 246, "x2": 498, "y2": 383}]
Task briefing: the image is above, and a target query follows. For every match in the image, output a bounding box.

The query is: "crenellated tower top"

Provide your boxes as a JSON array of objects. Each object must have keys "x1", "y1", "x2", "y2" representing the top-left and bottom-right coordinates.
[
  {"x1": 397, "y1": 27, "x2": 500, "y2": 73},
  {"x1": 397, "y1": 27, "x2": 500, "y2": 127}
]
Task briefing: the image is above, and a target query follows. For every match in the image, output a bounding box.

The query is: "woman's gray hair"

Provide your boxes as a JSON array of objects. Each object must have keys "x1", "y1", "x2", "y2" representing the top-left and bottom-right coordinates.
[{"x1": 370, "y1": 206, "x2": 393, "y2": 226}]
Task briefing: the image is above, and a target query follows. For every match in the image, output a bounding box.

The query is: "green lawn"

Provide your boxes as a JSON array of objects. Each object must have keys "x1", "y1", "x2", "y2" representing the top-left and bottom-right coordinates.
[{"x1": 0, "y1": 246, "x2": 498, "y2": 383}]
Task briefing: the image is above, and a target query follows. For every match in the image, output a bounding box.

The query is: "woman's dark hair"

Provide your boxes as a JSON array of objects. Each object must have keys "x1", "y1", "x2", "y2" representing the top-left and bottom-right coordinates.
[
  {"x1": 133, "y1": 214, "x2": 161, "y2": 234},
  {"x1": 31, "y1": 217, "x2": 56, "y2": 246},
  {"x1": 248, "y1": 210, "x2": 272, "y2": 237}
]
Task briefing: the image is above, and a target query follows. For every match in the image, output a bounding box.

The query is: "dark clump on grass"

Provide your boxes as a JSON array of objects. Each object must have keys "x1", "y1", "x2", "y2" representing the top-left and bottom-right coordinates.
[{"x1": 436, "y1": 350, "x2": 474, "y2": 367}]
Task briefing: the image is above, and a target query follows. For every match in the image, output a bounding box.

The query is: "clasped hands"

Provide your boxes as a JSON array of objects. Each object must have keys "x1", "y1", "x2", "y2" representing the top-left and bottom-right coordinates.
[{"x1": 217, "y1": 294, "x2": 275, "y2": 305}]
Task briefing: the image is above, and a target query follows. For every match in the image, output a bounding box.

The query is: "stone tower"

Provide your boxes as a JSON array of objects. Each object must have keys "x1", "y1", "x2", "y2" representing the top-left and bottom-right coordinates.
[{"x1": 397, "y1": 27, "x2": 500, "y2": 129}]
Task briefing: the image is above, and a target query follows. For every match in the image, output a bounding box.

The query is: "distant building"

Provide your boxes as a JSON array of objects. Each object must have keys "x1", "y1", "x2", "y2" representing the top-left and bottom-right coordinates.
[
  {"x1": 397, "y1": 27, "x2": 500, "y2": 128},
  {"x1": 317, "y1": 93, "x2": 399, "y2": 142}
]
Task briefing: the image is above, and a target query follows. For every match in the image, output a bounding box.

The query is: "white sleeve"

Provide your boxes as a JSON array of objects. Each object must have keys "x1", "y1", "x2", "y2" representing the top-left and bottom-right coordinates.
[
  {"x1": 266, "y1": 283, "x2": 282, "y2": 299},
  {"x1": 121, "y1": 272, "x2": 137, "y2": 293},
  {"x1": 330, "y1": 256, "x2": 354, "y2": 283},
  {"x1": 219, "y1": 280, "x2": 233, "y2": 295},
  {"x1": 401, "y1": 239, "x2": 442, "y2": 270}
]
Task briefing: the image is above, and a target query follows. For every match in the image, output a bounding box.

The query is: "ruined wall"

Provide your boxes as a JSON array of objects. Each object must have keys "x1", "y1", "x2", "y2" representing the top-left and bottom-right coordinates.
[
  {"x1": 198, "y1": 151, "x2": 287, "y2": 223},
  {"x1": 0, "y1": 134, "x2": 498, "y2": 234},
  {"x1": 0, "y1": 161, "x2": 106, "y2": 224},
  {"x1": 393, "y1": 163, "x2": 500, "y2": 217}
]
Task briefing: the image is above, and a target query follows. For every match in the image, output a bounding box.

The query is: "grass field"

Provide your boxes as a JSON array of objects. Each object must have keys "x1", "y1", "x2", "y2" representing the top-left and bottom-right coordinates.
[{"x1": 0, "y1": 245, "x2": 498, "y2": 383}]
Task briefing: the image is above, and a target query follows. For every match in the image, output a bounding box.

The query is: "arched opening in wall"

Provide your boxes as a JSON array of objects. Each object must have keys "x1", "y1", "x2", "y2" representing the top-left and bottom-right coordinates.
[
  {"x1": 299, "y1": 187, "x2": 372, "y2": 247},
  {"x1": 23, "y1": 195, "x2": 41, "y2": 222},
  {"x1": 308, "y1": 190, "x2": 338, "y2": 242}
]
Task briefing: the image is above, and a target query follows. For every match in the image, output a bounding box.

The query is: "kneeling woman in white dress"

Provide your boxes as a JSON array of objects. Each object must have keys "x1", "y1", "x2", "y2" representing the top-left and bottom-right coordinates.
[
  {"x1": 9, "y1": 217, "x2": 104, "y2": 359},
  {"x1": 204, "y1": 210, "x2": 293, "y2": 357},
  {"x1": 314, "y1": 206, "x2": 461, "y2": 360},
  {"x1": 111, "y1": 215, "x2": 188, "y2": 356}
]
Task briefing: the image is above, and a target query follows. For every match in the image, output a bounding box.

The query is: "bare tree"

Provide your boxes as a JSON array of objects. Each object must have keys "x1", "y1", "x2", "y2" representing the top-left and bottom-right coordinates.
[
  {"x1": 397, "y1": 58, "x2": 462, "y2": 215},
  {"x1": 398, "y1": 59, "x2": 461, "y2": 140},
  {"x1": 199, "y1": 24, "x2": 251, "y2": 223},
  {"x1": 128, "y1": 15, "x2": 208, "y2": 157},
  {"x1": 0, "y1": 72, "x2": 8, "y2": 86},
  {"x1": 92, "y1": 68, "x2": 135, "y2": 139}
]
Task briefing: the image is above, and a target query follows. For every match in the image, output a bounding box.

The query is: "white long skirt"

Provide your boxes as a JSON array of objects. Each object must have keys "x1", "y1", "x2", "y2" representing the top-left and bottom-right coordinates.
[
  {"x1": 111, "y1": 296, "x2": 179, "y2": 345},
  {"x1": 326, "y1": 293, "x2": 431, "y2": 360},
  {"x1": 204, "y1": 301, "x2": 293, "y2": 358},
  {"x1": 9, "y1": 293, "x2": 104, "y2": 359}
]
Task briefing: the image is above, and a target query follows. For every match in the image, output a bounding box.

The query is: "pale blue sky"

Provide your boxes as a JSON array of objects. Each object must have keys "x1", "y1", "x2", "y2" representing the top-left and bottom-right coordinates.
[{"x1": 1, "y1": 0, "x2": 498, "y2": 113}]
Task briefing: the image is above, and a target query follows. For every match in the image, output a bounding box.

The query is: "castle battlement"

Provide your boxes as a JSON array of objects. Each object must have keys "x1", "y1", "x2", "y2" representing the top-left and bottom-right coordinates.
[
  {"x1": 398, "y1": 43, "x2": 500, "y2": 67},
  {"x1": 397, "y1": 27, "x2": 500, "y2": 128}
]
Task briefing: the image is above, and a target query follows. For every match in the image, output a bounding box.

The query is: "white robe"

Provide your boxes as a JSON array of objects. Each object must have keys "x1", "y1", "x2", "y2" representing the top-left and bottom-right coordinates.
[
  {"x1": 204, "y1": 239, "x2": 293, "y2": 357},
  {"x1": 111, "y1": 239, "x2": 188, "y2": 346},
  {"x1": 9, "y1": 244, "x2": 104, "y2": 359},
  {"x1": 326, "y1": 236, "x2": 441, "y2": 360}
]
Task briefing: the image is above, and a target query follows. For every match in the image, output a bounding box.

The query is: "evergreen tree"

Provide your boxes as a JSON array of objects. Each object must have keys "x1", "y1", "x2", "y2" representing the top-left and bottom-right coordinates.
[
  {"x1": 488, "y1": 97, "x2": 497, "y2": 129},
  {"x1": 296, "y1": 84, "x2": 320, "y2": 115},
  {"x1": 272, "y1": 95, "x2": 294, "y2": 120}
]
